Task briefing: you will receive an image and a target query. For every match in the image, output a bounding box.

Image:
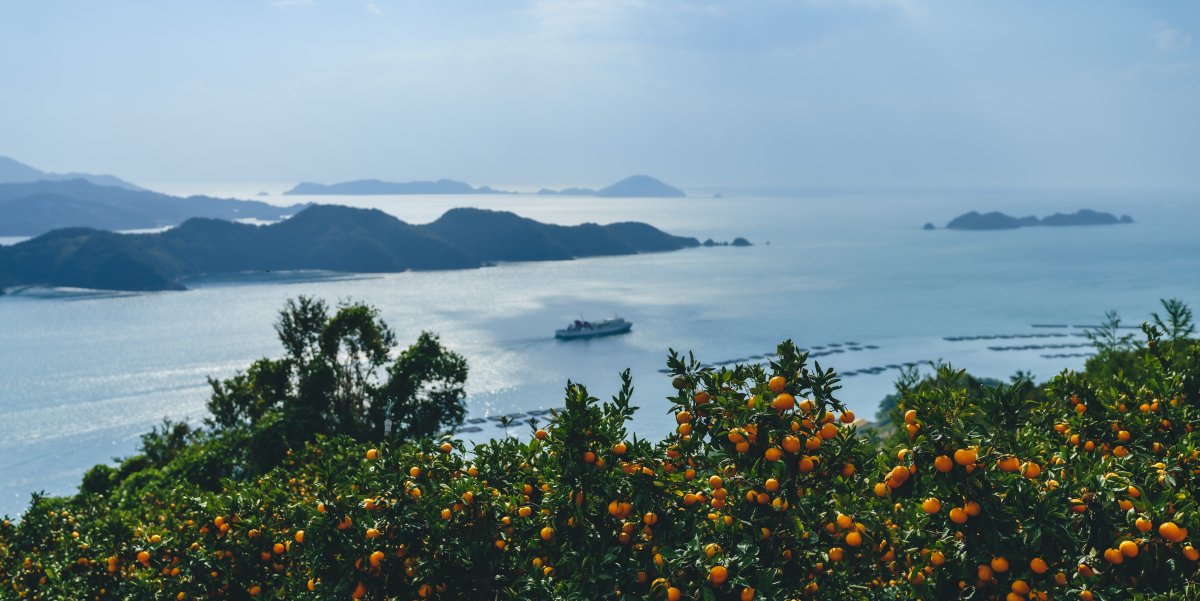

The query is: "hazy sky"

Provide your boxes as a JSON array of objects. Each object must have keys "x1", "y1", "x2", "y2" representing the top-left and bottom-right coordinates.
[{"x1": 1, "y1": 1, "x2": 1197, "y2": 189}]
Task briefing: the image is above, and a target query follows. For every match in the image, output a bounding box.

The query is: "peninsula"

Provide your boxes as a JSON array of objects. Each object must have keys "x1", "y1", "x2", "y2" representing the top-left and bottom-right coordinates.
[
  {"x1": 0, "y1": 205, "x2": 703, "y2": 292},
  {"x1": 0, "y1": 179, "x2": 308, "y2": 237},
  {"x1": 0, "y1": 155, "x2": 143, "y2": 191},
  {"x1": 944, "y1": 209, "x2": 1133, "y2": 231}
]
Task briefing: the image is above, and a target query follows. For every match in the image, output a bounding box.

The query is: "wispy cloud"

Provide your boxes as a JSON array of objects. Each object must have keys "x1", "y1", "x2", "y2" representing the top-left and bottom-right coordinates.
[
  {"x1": 365, "y1": 2, "x2": 383, "y2": 16},
  {"x1": 269, "y1": 0, "x2": 313, "y2": 8},
  {"x1": 527, "y1": 0, "x2": 645, "y2": 34},
  {"x1": 1153, "y1": 22, "x2": 1192, "y2": 52},
  {"x1": 801, "y1": 0, "x2": 922, "y2": 17}
]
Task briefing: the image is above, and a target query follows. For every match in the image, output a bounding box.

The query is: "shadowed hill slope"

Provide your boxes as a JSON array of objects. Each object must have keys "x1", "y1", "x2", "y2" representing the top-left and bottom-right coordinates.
[{"x1": 0, "y1": 205, "x2": 702, "y2": 291}]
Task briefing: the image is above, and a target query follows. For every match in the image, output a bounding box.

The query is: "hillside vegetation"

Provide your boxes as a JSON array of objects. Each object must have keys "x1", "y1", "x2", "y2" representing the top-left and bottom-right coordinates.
[
  {"x1": 0, "y1": 206, "x2": 701, "y2": 291},
  {"x1": 2, "y1": 300, "x2": 1199, "y2": 600}
]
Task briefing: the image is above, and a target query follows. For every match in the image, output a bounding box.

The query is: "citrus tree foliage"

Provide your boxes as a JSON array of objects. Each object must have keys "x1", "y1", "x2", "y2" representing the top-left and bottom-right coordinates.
[
  {"x1": 204, "y1": 296, "x2": 468, "y2": 472},
  {"x1": 5, "y1": 304, "x2": 1200, "y2": 600}
]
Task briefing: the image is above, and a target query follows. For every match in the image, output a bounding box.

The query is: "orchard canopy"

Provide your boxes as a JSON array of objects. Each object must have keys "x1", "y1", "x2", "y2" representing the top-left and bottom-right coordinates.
[{"x1": 3, "y1": 299, "x2": 1200, "y2": 600}]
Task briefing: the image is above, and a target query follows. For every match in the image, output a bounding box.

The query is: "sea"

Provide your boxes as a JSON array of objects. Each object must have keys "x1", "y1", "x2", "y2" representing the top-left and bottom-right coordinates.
[{"x1": 1, "y1": 185, "x2": 1198, "y2": 517}]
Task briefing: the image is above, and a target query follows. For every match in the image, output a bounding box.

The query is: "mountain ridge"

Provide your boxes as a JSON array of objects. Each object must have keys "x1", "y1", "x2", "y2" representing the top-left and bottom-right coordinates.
[
  {"x1": 0, "y1": 179, "x2": 309, "y2": 237},
  {"x1": 0, "y1": 205, "x2": 705, "y2": 292},
  {"x1": 0, "y1": 155, "x2": 144, "y2": 191}
]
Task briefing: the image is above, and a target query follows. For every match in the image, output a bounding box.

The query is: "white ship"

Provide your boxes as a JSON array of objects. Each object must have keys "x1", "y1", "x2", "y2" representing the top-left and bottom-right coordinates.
[{"x1": 555, "y1": 317, "x2": 632, "y2": 340}]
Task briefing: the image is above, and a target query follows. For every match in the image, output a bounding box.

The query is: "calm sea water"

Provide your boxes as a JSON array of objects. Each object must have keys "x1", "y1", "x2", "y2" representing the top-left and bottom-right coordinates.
[{"x1": 2, "y1": 187, "x2": 1198, "y2": 517}]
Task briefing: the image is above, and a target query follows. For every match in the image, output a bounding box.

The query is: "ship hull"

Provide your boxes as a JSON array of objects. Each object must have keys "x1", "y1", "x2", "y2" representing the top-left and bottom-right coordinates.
[{"x1": 555, "y1": 323, "x2": 632, "y2": 340}]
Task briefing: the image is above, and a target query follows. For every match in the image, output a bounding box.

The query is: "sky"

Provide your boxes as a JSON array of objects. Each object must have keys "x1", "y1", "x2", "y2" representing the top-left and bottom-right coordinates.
[{"x1": 0, "y1": 0, "x2": 1197, "y2": 189}]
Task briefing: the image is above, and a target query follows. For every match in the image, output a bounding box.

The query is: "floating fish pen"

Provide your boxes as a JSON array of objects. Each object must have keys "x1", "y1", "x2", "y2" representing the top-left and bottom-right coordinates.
[{"x1": 987, "y1": 342, "x2": 1093, "y2": 352}]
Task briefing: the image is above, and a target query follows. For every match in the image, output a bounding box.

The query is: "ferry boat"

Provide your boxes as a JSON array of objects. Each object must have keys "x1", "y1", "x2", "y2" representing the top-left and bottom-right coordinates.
[{"x1": 555, "y1": 317, "x2": 632, "y2": 340}]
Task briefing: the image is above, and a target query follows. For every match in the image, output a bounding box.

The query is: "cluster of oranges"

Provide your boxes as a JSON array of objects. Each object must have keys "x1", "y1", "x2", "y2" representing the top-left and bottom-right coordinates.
[{"x1": 2, "y1": 338, "x2": 1200, "y2": 600}]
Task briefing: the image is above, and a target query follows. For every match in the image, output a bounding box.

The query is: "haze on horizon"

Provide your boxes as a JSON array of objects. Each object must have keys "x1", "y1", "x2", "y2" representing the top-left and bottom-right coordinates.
[{"x1": 1, "y1": 1, "x2": 1197, "y2": 190}]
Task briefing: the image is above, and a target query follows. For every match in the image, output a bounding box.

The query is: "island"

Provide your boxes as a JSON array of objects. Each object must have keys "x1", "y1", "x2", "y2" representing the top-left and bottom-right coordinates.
[
  {"x1": 702, "y1": 237, "x2": 752, "y2": 247},
  {"x1": 539, "y1": 175, "x2": 686, "y2": 198},
  {"x1": 0, "y1": 155, "x2": 143, "y2": 191},
  {"x1": 943, "y1": 209, "x2": 1133, "y2": 231},
  {"x1": 0, "y1": 205, "x2": 706, "y2": 292},
  {"x1": 0, "y1": 179, "x2": 309, "y2": 237},
  {"x1": 286, "y1": 174, "x2": 687, "y2": 198},
  {"x1": 284, "y1": 179, "x2": 514, "y2": 195},
  {"x1": 536, "y1": 187, "x2": 598, "y2": 196}
]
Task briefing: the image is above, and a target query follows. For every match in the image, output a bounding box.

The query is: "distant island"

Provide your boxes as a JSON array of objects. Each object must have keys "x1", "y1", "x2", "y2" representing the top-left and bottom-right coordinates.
[
  {"x1": 0, "y1": 206, "x2": 707, "y2": 292},
  {"x1": 283, "y1": 174, "x2": 686, "y2": 198},
  {"x1": 284, "y1": 179, "x2": 513, "y2": 195},
  {"x1": 702, "y1": 237, "x2": 752, "y2": 247},
  {"x1": 0, "y1": 155, "x2": 143, "y2": 191},
  {"x1": 538, "y1": 175, "x2": 686, "y2": 198},
  {"x1": 943, "y1": 209, "x2": 1134, "y2": 231},
  {"x1": 0, "y1": 179, "x2": 308, "y2": 237}
]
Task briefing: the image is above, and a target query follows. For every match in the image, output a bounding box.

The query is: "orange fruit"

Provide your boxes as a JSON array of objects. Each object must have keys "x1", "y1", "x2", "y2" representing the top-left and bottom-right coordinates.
[
  {"x1": 771, "y1": 393, "x2": 796, "y2": 411},
  {"x1": 1022, "y1": 462, "x2": 1042, "y2": 479},
  {"x1": 1030, "y1": 557, "x2": 1048, "y2": 574},
  {"x1": 1119, "y1": 540, "x2": 1138, "y2": 558},
  {"x1": 365, "y1": 448, "x2": 379, "y2": 460},
  {"x1": 990, "y1": 556, "x2": 1009, "y2": 573},
  {"x1": 741, "y1": 587, "x2": 755, "y2": 601},
  {"x1": 934, "y1": 455, "x2": 953, "y2": 473},
  {"x1": 829, "y1": 547, "x2": 845, "y2": 562},
  {"x1": 949, "y1": 508, "x2": 968, "y2": 524},
  {"x1": 1160, "y1": 521, "x2": 1186, "y2": 543},
  {"x1": 922, "y1": 498, "x2": 942, "y2": 514},
  {"x1": 903, "y1": 409, "x2": 917, "y2": 424},
  {"x1": 845, "y1": 531, "x2": 863, "y2": 547},
  {"x1": 613, "y1": 442, "x2": 627, "y2": 455},
  {"x1": 782, "y1": 435, "x2": 801, "y2": 453},
  {"x1": 709, "y1": 565, "x2": 729, "y2": 585},
  {"x1": 977, "y1": 565, "x2": 993, "y2": 581},
  {"x1": 954, "y1": 448, "x2": 977, "y2": 466},
  {"x1": 540, "y1": 527, "x2": 554, "y2": 541},
  {"x1": 820, "y1": 422, "x2": 838, "y2": 440},
  {"x1": 768, "y1": 376, "x2": 787, "y2": 393},
  {"x1": 667, "y1": 587, "x2": 682, "y2": 601}
]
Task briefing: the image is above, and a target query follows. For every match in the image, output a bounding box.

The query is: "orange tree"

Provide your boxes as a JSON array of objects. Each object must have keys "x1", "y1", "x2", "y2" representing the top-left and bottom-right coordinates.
[{"x1": 3, "y1": 304, "x2": 1200, "y2": 600}]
